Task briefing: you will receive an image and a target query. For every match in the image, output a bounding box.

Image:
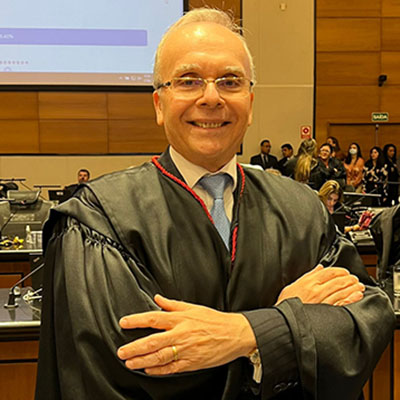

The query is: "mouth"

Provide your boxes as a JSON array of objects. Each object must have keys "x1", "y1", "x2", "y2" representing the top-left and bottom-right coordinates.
[{"x1": 189, "y1": 121, "x2": 230, "y2": 129}]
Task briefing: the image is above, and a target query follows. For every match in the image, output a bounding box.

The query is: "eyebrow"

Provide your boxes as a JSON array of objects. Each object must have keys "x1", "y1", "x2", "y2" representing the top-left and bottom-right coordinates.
[{"x1": 172, "y1": 64, "x2": 246, "y2": 77}]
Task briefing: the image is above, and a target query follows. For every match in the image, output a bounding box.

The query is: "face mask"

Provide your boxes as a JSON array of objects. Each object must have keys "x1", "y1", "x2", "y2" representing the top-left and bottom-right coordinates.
[{"x1": 349, "y1": 148, "x2": 357, "y2": 155}]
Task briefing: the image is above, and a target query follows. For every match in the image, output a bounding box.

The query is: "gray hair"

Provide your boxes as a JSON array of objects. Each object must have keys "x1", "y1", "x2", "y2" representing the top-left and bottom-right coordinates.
[{"x1": 153, "y1": 7, "x2": 256, "y2": 89}]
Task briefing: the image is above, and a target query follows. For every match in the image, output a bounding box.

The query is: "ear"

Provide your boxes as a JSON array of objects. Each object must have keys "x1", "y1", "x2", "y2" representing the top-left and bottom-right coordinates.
[
  {"x1": 247, "y1": 92, "x2": 255, "y2": 126},
  {"x1": 153, "y1": 90, "x2": 164, "y2": 126}
]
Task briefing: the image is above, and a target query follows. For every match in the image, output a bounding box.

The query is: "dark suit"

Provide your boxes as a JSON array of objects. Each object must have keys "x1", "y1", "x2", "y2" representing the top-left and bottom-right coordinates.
[
  {"x1": 250, "y1": 153, "x2": 279, "y2": 170},
  {"x1": 277, "y1": 157, "x2": 294, "y2": 176}
]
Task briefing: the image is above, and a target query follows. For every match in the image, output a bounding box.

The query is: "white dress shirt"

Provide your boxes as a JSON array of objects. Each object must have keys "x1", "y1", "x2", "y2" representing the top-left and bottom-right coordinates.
[{"x1": 169, "y1": 147, "x2": 237, "y2": 221}]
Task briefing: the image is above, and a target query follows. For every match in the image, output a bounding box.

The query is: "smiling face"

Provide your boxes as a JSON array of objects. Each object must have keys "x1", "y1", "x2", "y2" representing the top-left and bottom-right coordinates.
[
  {"x1": 319, "y1": 145, "x2": 332, "y2": 161},
  {"x1": 153, "y1": 22, "x2": 254, "y2": 172}
]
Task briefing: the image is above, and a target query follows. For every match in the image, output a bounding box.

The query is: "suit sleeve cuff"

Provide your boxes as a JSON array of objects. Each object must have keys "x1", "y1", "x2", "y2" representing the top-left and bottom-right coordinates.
[{"x1": 242, "y1": 307, "x2": 299, "y2": 397}]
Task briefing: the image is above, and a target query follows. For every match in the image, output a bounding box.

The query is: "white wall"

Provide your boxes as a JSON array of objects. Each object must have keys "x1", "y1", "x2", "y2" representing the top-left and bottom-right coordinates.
[{"x1": 239, "y1": 0, "x2": 314, "y2": 163}]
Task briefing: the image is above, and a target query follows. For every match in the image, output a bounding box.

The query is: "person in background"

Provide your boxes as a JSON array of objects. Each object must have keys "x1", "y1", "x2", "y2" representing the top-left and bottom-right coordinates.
[
  {"x1": 287, "y1": 138, "x2": 319, "y2": 188},
  {"x1": 363, "y1": 146, "x2": 388, "y2": 206},
  {"x1": 383, "y1": 143, "x2": 399, "y2": 206},
  {"x1": 277, "y1": 143, "x2": 294, "y2": 176},
  {"x1": 64, "y1": 168, "x2": 91, "y2": 200},
  {"x1": 327, "y1": 136, "x2": 345, "y2": 161},
  {"x1": 344, "y1": 142, "x2": 364, "y2": 193},
  {"x1": 77, "y1": 168, "x2": 90, "y2": 184},
  {"x1": 318, "y1": 180, "x2": 343, "y2": 214},
  {"x1": 35, "y1": 8, "x2": 394, "y2": 400},
  {"x1": 317, "y1": 143, "x2": 346, "y2": 189},
  {"x1": 250, "y1": 139, "x2": 279, "y2": 170}
]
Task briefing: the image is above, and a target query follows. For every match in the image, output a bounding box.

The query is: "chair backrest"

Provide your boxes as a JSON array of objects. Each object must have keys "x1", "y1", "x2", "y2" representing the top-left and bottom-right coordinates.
[
  {"x1": 7, "y1": 190, "x2": 40, "y2": 205},
  {"x1": 370, "y1": 204, "x2": 400, "y2": 286},
  {"x1": 0, "y1": 182, "x2": 19, "y2": 198}
]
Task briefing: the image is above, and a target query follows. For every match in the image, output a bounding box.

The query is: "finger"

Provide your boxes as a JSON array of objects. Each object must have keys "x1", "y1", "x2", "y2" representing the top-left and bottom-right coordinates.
[
  {"x1": 119, "y1": 311, "x2": 175, "y2": 330},
  {"x1": 314, "y1": 267, "x2": 351, "y2": 284},
  {"x1": 118, "y1": 331, "x2": 173, "y2": 359},
  {"x1": 145, "y1": 359, "x2": 188, "y2": 375},
  {"x1": 300, "y1": 264, "x2": 324, "y2": 278},
  {"x1": 154, "y1": 294, "x2": 192, "y2": 312},
  {"x1": 319, "y1": 274, "x2": 360, "y2": 297},
  {"x1": 124, "y1": 345, "x2": 178, "y2": 370},
  {"x1": 324, "y1": 283, "x2": 365, "y2": 306},
  {"x1": 336, "y1": 290, "x2": 364, "y2": 306}
]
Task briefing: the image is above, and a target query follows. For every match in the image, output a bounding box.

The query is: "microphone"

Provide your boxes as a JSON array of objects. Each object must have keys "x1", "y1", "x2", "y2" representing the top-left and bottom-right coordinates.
[
  {"x1": 4, "y1": 262, "x2": 44, "y2": 309},
  {"x1": 334, "y1": 190, "x2": 381, "y2": 214}
]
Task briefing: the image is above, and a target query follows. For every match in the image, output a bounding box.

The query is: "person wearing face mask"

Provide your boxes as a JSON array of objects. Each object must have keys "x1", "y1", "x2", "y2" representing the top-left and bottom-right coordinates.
[
  {"x1": 344, "y1": 143, "x2": 365, "y2": 193},
  {"x1": 363, "y1": 146, "x2": 388, "y2": 206}
]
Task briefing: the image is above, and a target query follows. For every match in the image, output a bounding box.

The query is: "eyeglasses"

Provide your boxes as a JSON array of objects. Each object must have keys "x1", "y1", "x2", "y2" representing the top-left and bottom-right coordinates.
[{"x1": 156, "y1": 76, "x2": 254, "y2": 97}]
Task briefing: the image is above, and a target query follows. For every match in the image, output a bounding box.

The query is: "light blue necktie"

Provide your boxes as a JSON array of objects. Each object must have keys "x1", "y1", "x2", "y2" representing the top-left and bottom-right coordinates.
[{"x1": 199, "y1": 174, "x2": 231, "y2": 249}]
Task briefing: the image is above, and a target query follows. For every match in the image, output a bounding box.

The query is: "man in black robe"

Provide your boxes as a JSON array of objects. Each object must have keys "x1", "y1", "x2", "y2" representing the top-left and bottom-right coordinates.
[{"x1": 35, "y1": 8, "x2": 395, "y2": 400}]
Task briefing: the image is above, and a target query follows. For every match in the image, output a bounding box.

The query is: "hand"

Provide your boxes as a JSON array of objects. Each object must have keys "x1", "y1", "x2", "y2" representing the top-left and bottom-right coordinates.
[
  {"x1": 117, "y1": 295, "x2": 256, "y2": 375},
  {"x1": 276, "y1": 265, "x2": 365, "y2": 306}
]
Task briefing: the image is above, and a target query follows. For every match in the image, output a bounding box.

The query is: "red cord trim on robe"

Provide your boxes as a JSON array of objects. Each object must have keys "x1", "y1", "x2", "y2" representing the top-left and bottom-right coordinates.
[
  {"x1": 231, "y1": 226, "x2": 238, "y2": 264},
  {"x1": 152, "y1": 156, "x2": 213, "y2": 224},
  {"x1": 152, "y1": 156, "x2": 246, "y2": 262}
]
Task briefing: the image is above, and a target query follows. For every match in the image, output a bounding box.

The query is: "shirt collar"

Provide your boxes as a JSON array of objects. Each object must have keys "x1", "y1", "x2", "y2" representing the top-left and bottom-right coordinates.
[{"x1": 169, "y1": 146, "x2": 237, "y2": 191}]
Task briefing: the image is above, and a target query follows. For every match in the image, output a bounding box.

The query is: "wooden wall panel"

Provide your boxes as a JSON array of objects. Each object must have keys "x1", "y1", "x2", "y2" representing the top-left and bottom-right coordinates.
[
  {"x1": 316, "y1": 86, "x2": 380, "y2": 119},
  {"x1": 316, "y1": 52, "x2": 380, "y2": 85},
  {"x1": 395, "y1": 330, "x2": 400, "y2": 400},
  {"x1": 107, "y1": 93, "x2": 156, "y2": 119},
  {"x1": 382, "y1": 0, "x2": 400, "y2": 16},
  {"x1": 108, "y1": 120, "x2": 167, "y2": 153},
  {"x1": 0, "y1": 341, "x2": 38, "y2": 361},
  {"x1": 40, "y1": 120, "x2": 108, "y2": 154},
  {"x1": 0, "y1": 93, "x2": 38, "y2": 119},
  {"x1": 382, "y1": 18, "x2": 400, "y2": 50},
  {"x1": 38, "y1": 93, "x2": 107, "y2": 119},
  {"x1": 381, "y1": 52, "x2": 400, "y2": 84},
  {"x1": 0, "y1": 121, "x2": 39, "y2": 154},
  {"x1": 317, "y1": 18, "x2": 381, "y2": 52},
  {"x1": 379, "y1": 124, "x2": 400, "y2": 146},
  {"x1": 327, "y1": 124, "x2": 377, "y2": 154},
  {"x1": 327, "y1": 123, "x2": 400, "y2": 154},
  {"x1": 381, "y1": 87, "x2": 400, "y2": 118},
  {"x1": 317, "y1": 0, "x2": 381, "y2": 17},
  {"x1": 0, "y1": 363, "x2": 37, "y2": 400},
  {"x1": 0, "y1": 274, "x2": 22, "y2": 288}
]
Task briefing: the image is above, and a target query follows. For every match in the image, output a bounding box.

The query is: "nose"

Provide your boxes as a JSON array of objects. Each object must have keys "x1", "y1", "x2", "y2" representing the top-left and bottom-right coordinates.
[{"x1": 196, "y1": 81, "x2": 224, "y2": 108}]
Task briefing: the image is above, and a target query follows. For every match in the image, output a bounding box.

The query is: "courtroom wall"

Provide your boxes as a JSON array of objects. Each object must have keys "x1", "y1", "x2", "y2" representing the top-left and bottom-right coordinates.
[
  {"x1": 0, "y1": 0, "x2": 313, "y2": 190},
  {"x1": 315, "y1": 0, "x2": 400, "y2": 154}
]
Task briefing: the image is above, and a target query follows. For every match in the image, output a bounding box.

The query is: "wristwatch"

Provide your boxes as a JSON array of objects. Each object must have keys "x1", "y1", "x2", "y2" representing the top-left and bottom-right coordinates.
[{"x1": 248, "y1": 348, "x2": 262, "y2": 383}]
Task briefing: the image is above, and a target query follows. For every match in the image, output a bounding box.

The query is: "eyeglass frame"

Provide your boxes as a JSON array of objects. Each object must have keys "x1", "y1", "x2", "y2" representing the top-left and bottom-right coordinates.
[{"x1": 155, "y1": 76, "x2": 254, "y2": 95}]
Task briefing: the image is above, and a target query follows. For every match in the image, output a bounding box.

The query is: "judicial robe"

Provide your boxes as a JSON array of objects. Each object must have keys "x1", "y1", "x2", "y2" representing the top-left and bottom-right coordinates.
[{"x1": 35, "y1": 152, "x2": 395, "y2": 400}]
